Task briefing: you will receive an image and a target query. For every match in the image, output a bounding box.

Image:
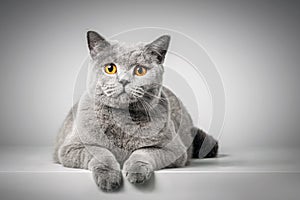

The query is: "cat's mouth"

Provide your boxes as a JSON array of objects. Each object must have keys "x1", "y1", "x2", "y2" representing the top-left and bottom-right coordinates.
[
  {"x1": 116, "y1": 88, "x2": 145, "y2": 99},
  {"x1": 116, "y1": 91, "x2": 126, "y2": 97},
  {"x1": 115, "y1": 90, "x2": 137, "y2": 102}
]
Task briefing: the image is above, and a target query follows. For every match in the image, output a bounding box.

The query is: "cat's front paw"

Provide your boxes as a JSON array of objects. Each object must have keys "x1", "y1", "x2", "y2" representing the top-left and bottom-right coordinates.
[
  {"x1": 92, "y1": 167, "x2": 122, "y2": 192},
  {"x1": 123, "y1": 161, "x2": 153, "y2": 184}
]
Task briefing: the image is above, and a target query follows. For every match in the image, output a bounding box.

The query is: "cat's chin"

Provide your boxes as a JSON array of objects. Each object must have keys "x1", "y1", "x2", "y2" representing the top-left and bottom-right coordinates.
[{"x1": 100, "y1": 93, "x2": 139, "y2": 109}]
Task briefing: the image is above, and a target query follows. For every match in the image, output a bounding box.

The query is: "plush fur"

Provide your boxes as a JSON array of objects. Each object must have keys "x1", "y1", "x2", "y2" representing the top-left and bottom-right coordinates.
[{"x1": 53, "y1": 31, "x2": 218, "y2": 192}]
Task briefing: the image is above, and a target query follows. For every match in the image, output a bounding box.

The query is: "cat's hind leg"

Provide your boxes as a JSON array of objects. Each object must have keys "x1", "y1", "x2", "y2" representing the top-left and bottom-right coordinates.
[{"x1": 53, "y1": 103, "x2": 78, "y2": 163}]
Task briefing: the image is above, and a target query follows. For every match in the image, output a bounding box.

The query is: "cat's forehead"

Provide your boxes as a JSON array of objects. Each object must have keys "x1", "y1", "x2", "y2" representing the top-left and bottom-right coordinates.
[{"x1": 98, "y1": 42, "x2": 156, "y2": 69}]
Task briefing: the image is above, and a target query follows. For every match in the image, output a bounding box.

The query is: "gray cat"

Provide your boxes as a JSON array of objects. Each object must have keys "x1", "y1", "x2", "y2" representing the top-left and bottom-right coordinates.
[{"x1": 53, "y1": 31, "x2": 218, "y2": 192}]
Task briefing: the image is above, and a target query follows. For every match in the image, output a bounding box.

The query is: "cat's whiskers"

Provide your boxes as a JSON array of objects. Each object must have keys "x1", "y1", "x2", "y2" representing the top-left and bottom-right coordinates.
[
  {"x1": 103, "y1": 88, "x2": 116, "y2": 96},
  {"x1": 102, "y1": 83, "x2": 116, "y2": 89},
  {"x1": 129, "y1": 86, "x2": 165, "y2": 117},
  {"x1": 136, "y1": 99, "x2": 153, "y2": 122},
  {"x1": 140, "y1": 98, "x2": 161, "y2": 117},
  {"x1": 137, "y1": 98, "x2": 149, "y2": 113},
  {"x1": 139, "y1": 98, "x2": 154, "y2": 111},
  {"x1": 143, "y1": 90, "x2": 168, "y2": 102},
  {"x1": 105, "y1": 91, "x2": 116, "y2": 97},
  {"x1": 130, "y1": 87, "x2": 145, "y2": 98},
  {"x1": 135, "y1": 86, "x2": 144, "y2": 92},
  {"x1": 102, "y1": 84, "x2": 117, "y2": 97}
]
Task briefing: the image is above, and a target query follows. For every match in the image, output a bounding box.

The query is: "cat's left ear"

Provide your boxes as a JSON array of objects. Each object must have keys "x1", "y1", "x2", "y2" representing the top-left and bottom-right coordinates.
[
  {"x1": 145, "y1": 35, "x2": 171, "y2": 64},
  {"x1": 87, "y1": 31, "x2": 110, "y2": 58}
]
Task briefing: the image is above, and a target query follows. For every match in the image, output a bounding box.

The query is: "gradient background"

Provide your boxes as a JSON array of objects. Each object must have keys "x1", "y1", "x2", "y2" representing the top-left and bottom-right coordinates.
[{"x1": 0, "y1": 0, "x2": 299, "y2": 153}]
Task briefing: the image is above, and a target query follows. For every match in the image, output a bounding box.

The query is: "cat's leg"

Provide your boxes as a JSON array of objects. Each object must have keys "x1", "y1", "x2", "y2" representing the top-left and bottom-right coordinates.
[
  {"x1": 123, "y1": 138, "x2": 187, "y2": 184},
  {"x1": 59, "y1": 143, "x2": 122, "y2": 192}
]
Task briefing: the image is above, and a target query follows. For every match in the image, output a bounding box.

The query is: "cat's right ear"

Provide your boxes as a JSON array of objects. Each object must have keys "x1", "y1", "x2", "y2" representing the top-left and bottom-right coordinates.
[{"x1": 87, "y1": 31, "x2": 110, "y2": 58}]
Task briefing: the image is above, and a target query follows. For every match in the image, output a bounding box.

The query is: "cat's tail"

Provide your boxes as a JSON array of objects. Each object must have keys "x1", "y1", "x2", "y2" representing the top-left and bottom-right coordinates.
[{"x1": 191, "y1": 127, "x2": 219, "y2": 158}]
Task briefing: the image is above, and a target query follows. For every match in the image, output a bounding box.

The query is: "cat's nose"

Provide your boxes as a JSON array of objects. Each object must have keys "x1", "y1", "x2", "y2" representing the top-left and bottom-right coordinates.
[{"x1": 119, "y1": 79, "x2": 130, "y2": 86}]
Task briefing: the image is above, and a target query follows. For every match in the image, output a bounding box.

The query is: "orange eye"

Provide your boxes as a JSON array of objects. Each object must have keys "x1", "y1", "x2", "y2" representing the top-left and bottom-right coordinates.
[
  {"x1": 134, "y1": 66, "x2": 147, "y2": 76},
  {"x1": 104, "y1": 63, "x2": 117, "y2": 74}
]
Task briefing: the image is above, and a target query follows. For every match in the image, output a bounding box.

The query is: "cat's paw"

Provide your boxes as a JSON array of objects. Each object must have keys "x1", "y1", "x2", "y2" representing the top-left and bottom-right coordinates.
[
  {"x1": 123, "y1": 161, "x2": 153, "y2": 184},
  {"x1": 92, "y1": 167, "x2": 122, "y2": 192}
]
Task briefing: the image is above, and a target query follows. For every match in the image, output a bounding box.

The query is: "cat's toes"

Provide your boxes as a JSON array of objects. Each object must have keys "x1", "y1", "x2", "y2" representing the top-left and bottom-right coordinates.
[
  {"x1": 124, "y1": 162, "x2": 153, "y2": 184},
  {"x1": 92, "y1": 168, "x2": 122, "y2": 192}
]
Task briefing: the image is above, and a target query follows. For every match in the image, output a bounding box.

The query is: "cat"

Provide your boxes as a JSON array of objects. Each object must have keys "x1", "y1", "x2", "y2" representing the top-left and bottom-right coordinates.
[{"x1": 53, "y1": 31, "x2": 218, "y2": 192}]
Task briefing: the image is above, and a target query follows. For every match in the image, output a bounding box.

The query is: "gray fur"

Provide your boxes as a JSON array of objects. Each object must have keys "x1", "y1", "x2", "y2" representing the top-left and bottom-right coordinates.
[{"x1": 53, "y1": 31, "x2": 218, "y2": 192}]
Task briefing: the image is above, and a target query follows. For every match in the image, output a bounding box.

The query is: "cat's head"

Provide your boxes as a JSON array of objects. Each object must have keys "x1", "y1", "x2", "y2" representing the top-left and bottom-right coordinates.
[{"x1": 86, "y1": 31, "x2": 170, "y2": 109}]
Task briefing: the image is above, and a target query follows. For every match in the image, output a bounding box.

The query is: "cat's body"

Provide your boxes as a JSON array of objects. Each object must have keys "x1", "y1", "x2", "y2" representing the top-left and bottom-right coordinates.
[{"x1": 54, "y1": 31, "x2": 218, "y2": 192}]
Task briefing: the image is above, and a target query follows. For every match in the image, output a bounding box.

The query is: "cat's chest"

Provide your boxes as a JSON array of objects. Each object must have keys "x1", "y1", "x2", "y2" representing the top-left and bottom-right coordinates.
[
  {"x1": 98, "y1": 106, "x2": 166, "y2": 134},
  {"x1": 96, "y1": 105, "x2": 168, "y2": 150}
]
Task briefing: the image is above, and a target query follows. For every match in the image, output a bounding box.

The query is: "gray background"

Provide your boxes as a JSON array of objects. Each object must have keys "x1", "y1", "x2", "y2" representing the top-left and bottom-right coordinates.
[{"x1": 0, "y1": 0, "x2": 299, "y2": 151}]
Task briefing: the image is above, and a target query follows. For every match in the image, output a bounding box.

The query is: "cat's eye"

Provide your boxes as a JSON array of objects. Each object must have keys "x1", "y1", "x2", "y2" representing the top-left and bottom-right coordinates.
[
  {"x1": 134, "y1": 66, "x2": 147, "y2": 76},
  {"x1": 104, "y1": 63, "x2": 117, "y2": 74}
]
